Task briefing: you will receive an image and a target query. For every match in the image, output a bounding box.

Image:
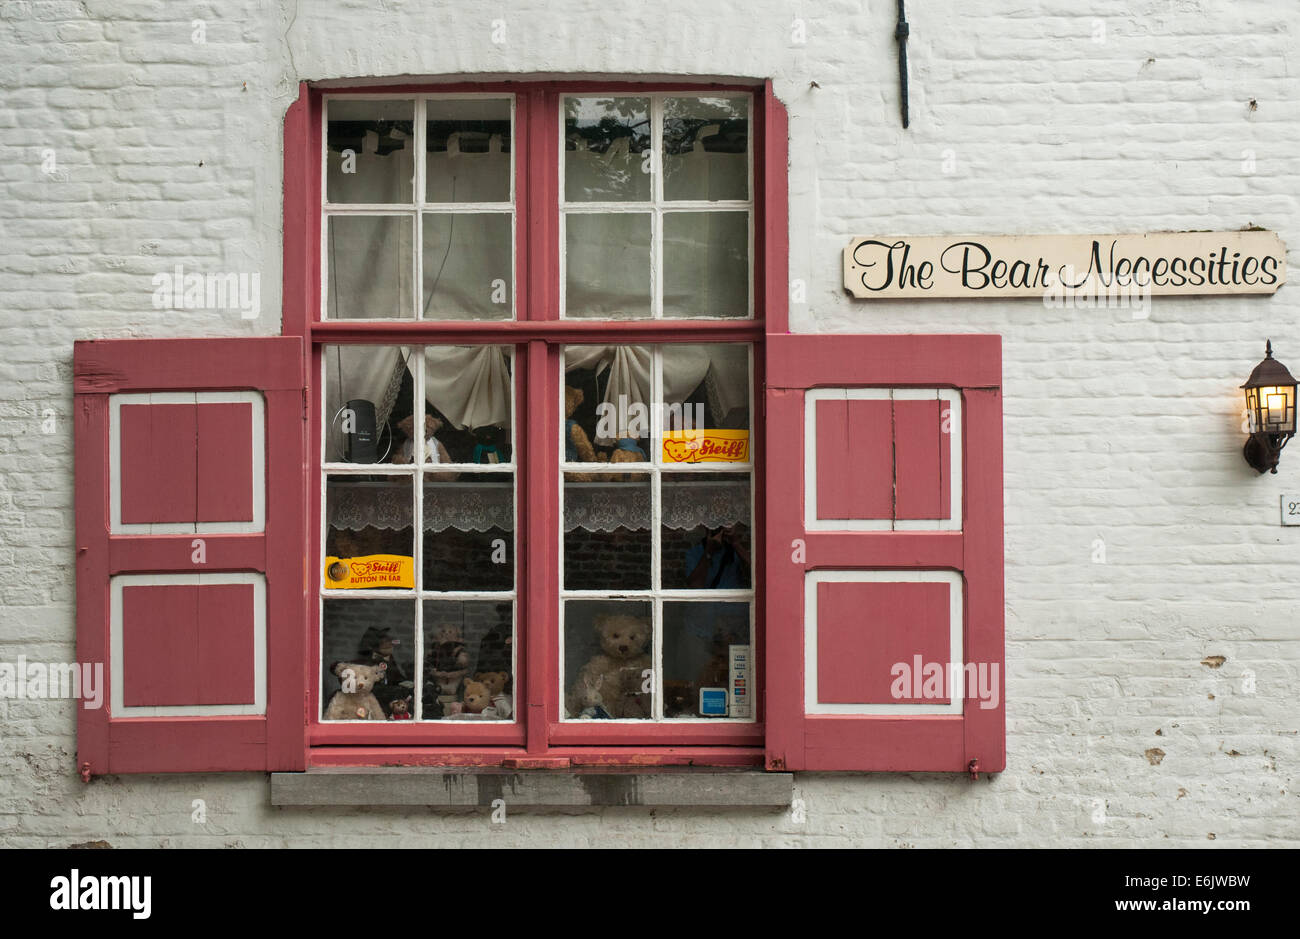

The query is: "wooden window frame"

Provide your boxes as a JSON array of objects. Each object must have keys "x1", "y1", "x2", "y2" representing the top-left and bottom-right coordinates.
[{"x1": 283, "y1": 79, "x2": 780, "y2": 768}]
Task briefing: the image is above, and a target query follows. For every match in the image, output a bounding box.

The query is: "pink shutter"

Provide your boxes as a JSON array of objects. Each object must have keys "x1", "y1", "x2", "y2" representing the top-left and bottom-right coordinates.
[
  {"x1": 763, "y1": 334, "x2": 1004, "y2": 772},
  {"x1": 75, "y1": 337, "x2": 307, "y2": 775}
]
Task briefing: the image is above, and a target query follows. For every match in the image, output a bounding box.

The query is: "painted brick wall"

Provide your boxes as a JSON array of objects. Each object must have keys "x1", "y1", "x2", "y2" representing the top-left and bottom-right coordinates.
[{"x1": 0, "y1": 0, "x2": 1296, "y2": 846}]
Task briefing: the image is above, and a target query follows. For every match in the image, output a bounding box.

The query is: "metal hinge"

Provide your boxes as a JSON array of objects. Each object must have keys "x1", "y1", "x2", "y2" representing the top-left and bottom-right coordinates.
[
  {"x1": 968, "y1": 758, "x2": 980, "y2": 781},
  {"x1": 301, "y1": 387, "x2": 309, "y2": 421},
  {"x1": 79, "y1": 762, "x2": 92, "y2": 783}
]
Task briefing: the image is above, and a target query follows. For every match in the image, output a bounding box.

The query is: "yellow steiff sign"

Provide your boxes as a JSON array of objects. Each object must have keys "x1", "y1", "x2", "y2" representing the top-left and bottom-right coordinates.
[
  {"x1": 661, "y1": 429, "x2": 750, "y2": 464},
  {"x1": 324, "y1": 554, "x2": 415, "y2": 589}
]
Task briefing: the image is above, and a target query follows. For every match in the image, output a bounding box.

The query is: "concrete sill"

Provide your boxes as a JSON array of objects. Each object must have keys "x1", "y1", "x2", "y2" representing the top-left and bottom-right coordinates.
[{"x1": 270, "y1": 767, "x2": 794, "y2": 809}]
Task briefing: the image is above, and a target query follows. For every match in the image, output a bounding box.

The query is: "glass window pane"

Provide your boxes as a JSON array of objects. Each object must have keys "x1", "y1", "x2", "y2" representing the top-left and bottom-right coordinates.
[
  {"x1": 422, "y1": 600, "x2": 515, "y2": 720},
  {"x1": 322, "y1": 599, "x2": 416, "y2": 720},
  {"x1": 564, "y1": 96, "x2": 651, "y2": 202},
  {"x1": 663, "y1": 211, "x2": 748, "y2": 317},
  {"x1": 662, "y1": 96, "x2": 749, "y2": 202},
  {"x1": 423, "y1": 473, "x2": 514, "y2": 591},
  {"x1": 421, "y1": 212, "x2": 512, "y2": 320},
  {"x1": 565, "y1": 213, "x2": 651, "y2": 318},
  {"x1": 663, "y1": 601, "x2": 751, "y2": 719},
  {"x1": 660, "y1": 344, "x2": 752, "y2": 464},
  {"x1": 324, "y1": 476, "x2": 414, "y2": 590},
  {"x1": 324, "y1": 345, "x2": 414, "y2": 464},
  {"x1": 417, "y1": 344, "x2": 514, "y2": 463},
  {"x1": 564, "y1": 471, "x2": 651, "y2": 590},
  {"x1": 562, "y1": 344, "x2": 652, "y2": 458},
  {"x1": 425, "y1": 98, "x2": 512, "y2": 203},
  {"x1": 326, "y1": 99, "x2": 414, "y2": 204},
  {"x1": 564, "y1": 599, "x2": 653, "y2": 719},
  {"x1": 661, "y1": 473, "x2": 752, "y2": 590},
  {"x1": 325, "y1": 215, "x2": 414, "y2": 319}
]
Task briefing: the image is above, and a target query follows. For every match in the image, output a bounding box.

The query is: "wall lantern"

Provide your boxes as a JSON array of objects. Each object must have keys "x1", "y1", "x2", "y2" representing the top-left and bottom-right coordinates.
[{"x1": 1241, "y1": 340, "x2": 1298, "y2": 475}]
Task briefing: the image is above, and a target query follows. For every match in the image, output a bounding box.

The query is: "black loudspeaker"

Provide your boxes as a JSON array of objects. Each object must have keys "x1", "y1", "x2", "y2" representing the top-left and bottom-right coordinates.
[{"x1": 343, "y1": 398, "x2": 378, "y2": 464}]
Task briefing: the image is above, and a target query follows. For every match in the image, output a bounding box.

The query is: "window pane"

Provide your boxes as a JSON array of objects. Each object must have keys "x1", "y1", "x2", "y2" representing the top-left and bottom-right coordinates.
[
  {"x1": 662, "y1": 601, "x2": 750, "y2": 719},
  {"x1": 661, "y1": 474, "x2": 752, "y2": 590},
  {"x1": 564, "y1": 599, "x2": 653, "y2": 719},
  {"x1": 660, "y1": 344, "x2": 752, "y2": 456},
  {"x1": 325, "y1": 215, "x2": 414, "y2": 319},
  {"x1": 323, "y1": 345, "x2": 414, "y2": 464},
  {"x1": 322, "y1": 599, "x2": 416, "y2": 720},
  {"x1": 564, "y1": 96, "x2": 651, "y2": 202},
  {"x1": 564, "y1": 472, "x2": 651, "y2": 590},
  {"x1": 421, "y1": 212, "x2": 512, "y2": 319},
  {"x1": 325, "y1": 476, "x2": 414, "y2": 590},
  {"x1": 326, "y1": 99, "x2": 414, "y2": 204},
  {"x1": 663, "y1": 211, "x2": 748, "y2": 317},
  {"x1": 423, "y1": 473, "x2": 514, "y2": 591},
  {"x1": 422, "y1": 600, "x2": 514, "y2": 720},
  {"x1": 565, "y1": 213, "x2": 652, "y2": 318},
  {"x1": 662, "y1": 96, "x2": 749, "y2": 202},
  {"x1": 418, "y1": 344, "x2": 515, "y2": 463},
  {"x1": 562, "y1": 344, "x2": 653, "y2": 458},
  {"x1": 425, "y1": 98, "x2": 512, "y2": 203}
]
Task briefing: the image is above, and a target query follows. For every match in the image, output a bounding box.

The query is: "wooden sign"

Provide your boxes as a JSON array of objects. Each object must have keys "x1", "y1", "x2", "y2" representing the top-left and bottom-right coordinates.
[{"x1": 844, "y1": 231, "x2": 1286, "y2": 298}]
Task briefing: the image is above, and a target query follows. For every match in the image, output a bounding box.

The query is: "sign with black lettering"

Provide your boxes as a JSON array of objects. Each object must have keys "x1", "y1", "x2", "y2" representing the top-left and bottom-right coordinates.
[{"x1": 843, "y1": 232, "x2": 1286, "y2": 298}]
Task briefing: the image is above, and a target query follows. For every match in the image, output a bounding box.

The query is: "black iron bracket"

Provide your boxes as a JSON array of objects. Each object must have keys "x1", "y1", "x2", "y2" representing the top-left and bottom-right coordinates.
[{"x1": 896, "y1": 0, "x2": 910, "y2": 128}]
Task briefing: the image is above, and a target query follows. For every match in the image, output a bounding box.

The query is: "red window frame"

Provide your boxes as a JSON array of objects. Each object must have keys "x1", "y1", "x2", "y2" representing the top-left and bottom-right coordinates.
[{"x1": 283, "y1": 80, "x2": 780, "y2": 768}]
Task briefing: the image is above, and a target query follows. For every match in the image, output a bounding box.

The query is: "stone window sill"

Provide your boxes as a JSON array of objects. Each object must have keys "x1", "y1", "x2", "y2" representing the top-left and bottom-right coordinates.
[{"x1": 270, "y1": 767, "x2": 794, "y2": 809}]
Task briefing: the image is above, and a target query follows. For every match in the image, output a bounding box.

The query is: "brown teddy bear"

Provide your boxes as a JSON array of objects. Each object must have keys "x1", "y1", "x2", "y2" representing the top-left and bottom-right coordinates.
[
  {"x1": 564, "y1": 386, "x2": 603, "y2": 481},
  {"x1": 565, "y1": 612, "x2": 652, "y2": 719},
  {"x1": 474, "y1": 671, "x2": 510, "y2": 697},
  {"x1": 462, "y1": 680, "x2": 494, "y2": 714},
  {"x1": 325, "y1": 661, "x2": 388, "y2": 720},
  {"x1": 596, "y1": 436, "x2": 648, "y2": 480},
  {"x1": 391, "y1": 412, "x2": 454, "y2": 469}
]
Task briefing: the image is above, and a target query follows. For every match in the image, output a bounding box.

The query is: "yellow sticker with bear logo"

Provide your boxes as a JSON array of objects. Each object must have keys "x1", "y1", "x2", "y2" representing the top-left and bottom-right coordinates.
[
  {"x1": 661, "y1": 429, "x2": 749, "y2": 464},
  {"x1": 324, "y1": 555, "x2": 414, "y2": 589}
]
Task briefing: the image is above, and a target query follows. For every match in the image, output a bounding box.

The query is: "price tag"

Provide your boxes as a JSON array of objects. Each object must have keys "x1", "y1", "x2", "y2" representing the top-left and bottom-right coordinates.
[{"x1": 1283, "y1": 496, "x2": 1300, "y2": 527}]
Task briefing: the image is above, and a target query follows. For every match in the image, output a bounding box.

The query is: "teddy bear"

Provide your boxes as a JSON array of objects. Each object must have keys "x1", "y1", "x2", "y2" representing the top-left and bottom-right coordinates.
[
  {"x1": 391, "y1": 412, "x2": 454, "y2": 468},
  {"x1": 473, "y1": 671, "x2": 509, "y2": 697},
  {"x1": 386, "y1": 695, "x2": 413, "y2": 720},
  {"x1": 461, "y1": 680, "x2": 493, "y2": 714},
  {"x1": 356, "y1": 626, "x2": 416, "y2": 715},
  {"x1": 563, "y1": 385, "x2": 605, "y2": 481},
  {"x1": 421, "y1": 623, "x2": 469, "y2": 718},
  {"x1": 565, "y1": 612, "x2": 652, "y2": 719},
  {"x1": 596, "y1": 436, "x2": 648, "y2": 480},
  {"x1": 325, "y1": 661, "x2": 388, "y2": 721}
]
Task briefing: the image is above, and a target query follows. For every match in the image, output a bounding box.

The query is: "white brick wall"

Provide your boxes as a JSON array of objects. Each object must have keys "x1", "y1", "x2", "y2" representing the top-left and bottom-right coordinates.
[{"x1": 0, "y1": 0, "x2": 1295, "y2": 846}]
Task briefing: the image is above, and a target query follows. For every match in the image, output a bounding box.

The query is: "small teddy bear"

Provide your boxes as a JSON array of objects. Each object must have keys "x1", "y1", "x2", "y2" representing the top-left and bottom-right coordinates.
[
  {"x1": 564, "y1": 386, "x2": 604, "y2": 481},
  {"x1": 565, "y1": 612, "x2": 652, "y2": 719},
  {"x1": 461, "y1": 680, "x2": 494, "y2": 714},
  {"x1": 473, "y1": 671, "x2": 509, "y2": 697},
  {"x1": 386, "y1": 695, "x2": 413, "y2": 720},
  {"x1": 325, "y1": 661, "x2": 388, "y2": 721},
  {"x1": 391, "y1": 412, "x2": 454, "y2": 468}
]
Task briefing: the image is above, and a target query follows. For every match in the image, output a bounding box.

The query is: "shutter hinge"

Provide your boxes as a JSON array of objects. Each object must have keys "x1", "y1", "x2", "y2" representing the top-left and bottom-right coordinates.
[
  {"x1": 304, "y1": 690, "x2": 310, "y2": 723},
  {"x1": 967, "y1": 758, "x2": 980, "y2": 781},
  {"x1": 301, "y1": 387, "x2": 309, "y2": 421},
  {"x1": 79, "y1": 762, "x2": 92, "y2": 783}
]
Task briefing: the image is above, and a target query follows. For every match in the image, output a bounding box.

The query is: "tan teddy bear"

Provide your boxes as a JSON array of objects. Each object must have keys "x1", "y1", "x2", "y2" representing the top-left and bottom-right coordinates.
[
  {"x1": 391, "y1": 412, "x2": 454, "y2": 469},
  {"x1": 461, "y1": 680, "x2": 494, "y2": 714},
  {"x1": 473, "y1": 671, "x2": 510, "y2": 697},
  {"x1": 325, "y1": 661, "x2": 388, "y2": 721},
  {"x1": 565, "y1": 612, "x2": 652, "y2": 719},
  {"x1": 564, "y1": 386, "x2": 605, "y2": 482}
]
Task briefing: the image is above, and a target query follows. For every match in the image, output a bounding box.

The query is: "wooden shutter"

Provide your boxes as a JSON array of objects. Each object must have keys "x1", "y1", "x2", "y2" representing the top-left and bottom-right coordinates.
[
  {"x1": 74, "y1": 337, "x2": 307, "y2": 775},
  {"x1": 763, "y1": 334, "x2": 1004, "y2": 772}
]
